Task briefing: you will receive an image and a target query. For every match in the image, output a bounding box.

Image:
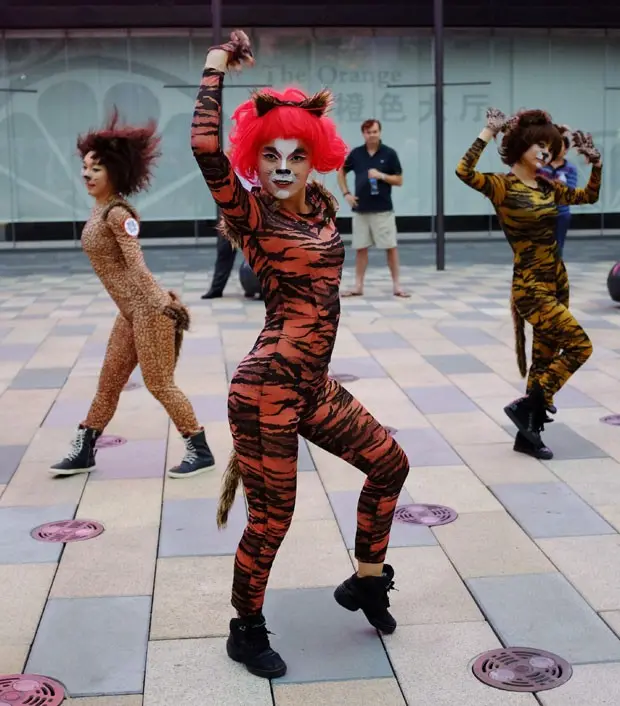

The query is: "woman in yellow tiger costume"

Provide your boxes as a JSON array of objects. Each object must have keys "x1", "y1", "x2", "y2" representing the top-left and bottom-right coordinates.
[{"x1": 456, "y1": 108, "x2": 602, "y2": 459}]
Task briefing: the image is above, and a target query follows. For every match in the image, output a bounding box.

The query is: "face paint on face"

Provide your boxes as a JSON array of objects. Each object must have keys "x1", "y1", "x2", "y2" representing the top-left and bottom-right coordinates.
[
  {"x1": 258, "y1": 138, "x2": 312, "y2": 201},
  {"x1": 81, "y1": 151, "x2": 113, "y2": 201},
  {"x1": 536, "y1": 149, "x2": 551, "y2": 168}
]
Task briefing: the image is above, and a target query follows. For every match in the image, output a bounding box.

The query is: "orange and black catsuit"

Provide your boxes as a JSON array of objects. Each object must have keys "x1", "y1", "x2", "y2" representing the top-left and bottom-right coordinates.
[
  {"x1": 80, "y1": 199, "x2": 201, "y2": 436},
  {"x1": 191, "y1": 68, "x2": 410, "y2": 617},
  {"x1": 456, "y1": 137, "x2": 601, "y2": 404}
]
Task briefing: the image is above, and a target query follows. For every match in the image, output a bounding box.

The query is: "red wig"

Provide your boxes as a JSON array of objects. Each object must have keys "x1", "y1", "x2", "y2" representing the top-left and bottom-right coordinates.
[
  {"x1": 77, "y1": 107, "x2": 162, "y2": 196},
  {"x1": 228, "y1": 87, "x2": 348, "y2": 182}
]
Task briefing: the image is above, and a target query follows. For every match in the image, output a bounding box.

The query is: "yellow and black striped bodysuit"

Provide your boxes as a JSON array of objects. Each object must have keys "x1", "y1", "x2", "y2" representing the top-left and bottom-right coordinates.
[{"x1": 456, "y1": 137, "x2": 602, "y2": 405}]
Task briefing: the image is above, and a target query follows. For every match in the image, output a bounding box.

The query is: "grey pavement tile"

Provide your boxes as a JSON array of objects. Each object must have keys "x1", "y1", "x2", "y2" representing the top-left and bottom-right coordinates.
[
  {"x1": 436, "y1": 326, "x2": 500, "y2": 346},
  {"x1": 263, "y1": 586, "x2": 394, "y2": 683},
  {"x1": 180, "y1": 336, "x2": 223, "y2": 356},
  {"x1": 0, "y1": 504, "x2": 77, "y2": 564},
  {"x1": 424, "y1": 354, "x2": 492, "y2": 374},
  {"x1": 159, "y1": 497, "x2": 247, "y2": 557},
  {"x1": 91, "y1": 439, "x2": 167, "y2": 480},
  {"x1": 0, "y1": 444, "x2": 28, "y2": 483},
  {"x1": 189, "y1": 394, "x2": 229, "y2": 423},
  {"x1": 9, "y1": 367, "x2": 71, "y2": 390},
  {"x1": 328, "y1": 488, "x2": 437, "y2": 549},
  {"x1": 490, "y1": 482, "x2": 616, "y2": 538},
  {"x1": 27, "y1": 595, "x2": 151, "y2": 697},
  {"x1": 579, "y1": 318, "x2": 619, "y2": 329},
  {"x1": 43, "y1": 398, "x2": 91, "y2": 427},
  {"x1": 451, "y1": 310, "x2": 497, "y2": 321},
  {"x1": 297, "y1": 436, "x2": 316, "y2": 471},
  {"x1": 0, "y1": 343, "x2": 39, "y2": 361},
  {"x1": 80, "y1": 341, "x2": 109, "y2": 358},
  {"x1": 354, "y1": 332, "x2": 411, "y2": 349},
  {"x1": 53, "y1": 323, "x2": 98, "y2": 336},
  {"x1": 554, "y1": 385, "x2": 600, "y2": 408},
  {"x1": 467, "y1": 573, "x2": 620, "y2": 664},
  {"x1": 393, "y1": 427, "x2": 463, "y2": 467},
  {"x1": 329, "y1": 356, "x2": 387, "y2": 379},
  {"x1": 504, "y1": 422, "x2": 608, "y2": 460},
  {"x1": 218, "y1": 321, "x2": 261, "y2": 330},
  {"x1": 404, "y1": 385, "x2": 478, "y2": 414}
]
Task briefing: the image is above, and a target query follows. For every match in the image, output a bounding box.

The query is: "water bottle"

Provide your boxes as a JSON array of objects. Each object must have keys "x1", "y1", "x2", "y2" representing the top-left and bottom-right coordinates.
[{"x1": 369, "y1": 177, "x2": 379, "y2": 196}]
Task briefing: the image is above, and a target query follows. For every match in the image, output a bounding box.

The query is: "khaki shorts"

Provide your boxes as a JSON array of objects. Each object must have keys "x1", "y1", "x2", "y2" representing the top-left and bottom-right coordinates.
[{"x1": 352, "y1": 211, "x2": 398, "y2": 250}]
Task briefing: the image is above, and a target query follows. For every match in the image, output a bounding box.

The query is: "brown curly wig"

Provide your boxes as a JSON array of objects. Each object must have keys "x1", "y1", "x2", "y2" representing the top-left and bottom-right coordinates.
[
  {"x1": 499, "y1": 109, "x2": 562, "y2": 166},
  {"x1": 77, "y1": 107, "x2": 162, "y2": 196}
]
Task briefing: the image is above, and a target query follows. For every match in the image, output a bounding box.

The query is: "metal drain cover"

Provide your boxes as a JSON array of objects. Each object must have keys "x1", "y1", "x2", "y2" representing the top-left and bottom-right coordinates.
[
  {"x1": 331, "y1": 373, "x2": 359, "y2": 383},
  {"x1": 31, "y1": 519, "x2": 105, "y2": 543},
  {"x1": 384, "y1": 426, "x2": 398, "y2": 436},
  {"x1": 472, "y1": 647, "x2": 572, "y2": 692},
  {"x1": 0, "y1": 674, "x2": 66, "y2": 705},
  {"x1": 95, "y1": 435, "x2": 127, "y2": 448},
  {"x1": 124, "y1": 380, "x2": 141, "y2": 391},
  {"x1": 394, "y1": 503, "x2": 458, "y2": 526},
  {"x1": 601, "y1": 414, "x2": 620, "y2": 426}
]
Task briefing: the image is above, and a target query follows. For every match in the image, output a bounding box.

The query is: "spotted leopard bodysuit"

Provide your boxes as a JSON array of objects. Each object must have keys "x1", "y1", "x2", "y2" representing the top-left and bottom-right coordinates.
[
  {"x1": 456, "y1": 137, "x2": 602, "y2": 403},
  {"x1": 192, "y1": 67, "x2": 410, "y2": 617},
  {"x1": 80, "y1": 199, "x2": 201, "y2": 436}
]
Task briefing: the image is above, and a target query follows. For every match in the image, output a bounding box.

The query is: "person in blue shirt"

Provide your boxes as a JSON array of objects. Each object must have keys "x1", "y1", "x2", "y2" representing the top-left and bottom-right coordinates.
[{"x1": 539, "y1": 125, "x2": 578, "y2": 258}]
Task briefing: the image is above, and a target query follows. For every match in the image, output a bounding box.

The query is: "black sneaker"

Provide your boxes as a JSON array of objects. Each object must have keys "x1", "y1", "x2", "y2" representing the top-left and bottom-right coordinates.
[
  {"x1": 49, "y1": 425, "x2": 101, "y2": 476},
  {"x1": 226, "y1": 614, "x2": 287, "y2": 679},
  {"x1": 513, "y1": 432, "x2": 554, "y2": 460},
  {"x1": 334, "y1": 564, "x2": 397, "y2": 634},
  {"x1": 167, "y1": 428, "x2": 216, "y2": 478},
  {"x1": 201, "y1": 290, "x2": 223, "y2": 299},
  {"x1": 503, "y1": 386, "x2": 547, "y2": 447}
]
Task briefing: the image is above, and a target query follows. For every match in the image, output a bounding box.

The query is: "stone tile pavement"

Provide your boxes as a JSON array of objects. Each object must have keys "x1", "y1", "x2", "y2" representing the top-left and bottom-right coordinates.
[{"x1": 1, "y1": 242, "x2": 620, "y2": 703}]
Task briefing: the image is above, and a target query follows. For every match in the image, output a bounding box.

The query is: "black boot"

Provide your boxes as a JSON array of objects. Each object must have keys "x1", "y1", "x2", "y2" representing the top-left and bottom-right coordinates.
[
  {"x1": 227, "y1": 614, "x2": 287, "y2": 679},
  {"x1": 514, "y1": 431, "x2": 554, "y2": 460},
  {"x1": 334, "y1": 564, "x2": 397, "y2": 634},
  {"x1": 167, "y1": 428, "x2": 216, "y2": 478},
  {"x1": 503, "y1": 385, "x2": 548, "y2": 447},
  {"x1": 201, "y1": 289, "x2": 223, "y2": 299},
  {"x1": 49, "y1": 425, "x2": 101, "y2": 476}
]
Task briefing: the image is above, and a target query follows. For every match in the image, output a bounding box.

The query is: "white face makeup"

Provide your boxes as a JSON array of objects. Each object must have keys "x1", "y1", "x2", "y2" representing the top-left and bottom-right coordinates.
[{"x1": 258, "y1": 138, "x2": 311, "y2": 201}]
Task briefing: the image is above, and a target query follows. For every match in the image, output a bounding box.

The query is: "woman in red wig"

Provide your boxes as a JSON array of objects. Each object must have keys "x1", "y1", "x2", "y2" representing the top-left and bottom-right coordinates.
[
  {"x1": 51, "y1": 111, "x2": 216, "y2": 479},
  {"x1": 191, "y1": 30, "x2": 410, "y2": 679}
]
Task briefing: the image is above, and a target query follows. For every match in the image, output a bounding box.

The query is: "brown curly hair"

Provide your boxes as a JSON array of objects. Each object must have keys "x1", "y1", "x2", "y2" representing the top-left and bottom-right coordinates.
[
  {"x1": 77, "y1": 107, "x2": 162, "y2": 196},
  {"x1": 499, "y1": 109, "x2": 562, "y2": 166}
]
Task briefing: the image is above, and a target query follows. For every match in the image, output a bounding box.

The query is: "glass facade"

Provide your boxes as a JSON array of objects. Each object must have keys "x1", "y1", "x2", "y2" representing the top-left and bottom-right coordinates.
[{"x1": 0, "y1": 27, "x2": 618, "y2": 242}]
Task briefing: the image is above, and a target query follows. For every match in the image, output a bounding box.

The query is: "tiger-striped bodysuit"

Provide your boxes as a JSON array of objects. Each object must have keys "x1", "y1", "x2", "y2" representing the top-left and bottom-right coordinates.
[
  {"x1": 456, "y1": 137, "x2": 602, "y2": 404},
  {"x1": 81, "y1": 199, "x2": 201, "y2": 436},
  {"x1": 192, "y1": 68, "x2": 410, "y2": 617}
]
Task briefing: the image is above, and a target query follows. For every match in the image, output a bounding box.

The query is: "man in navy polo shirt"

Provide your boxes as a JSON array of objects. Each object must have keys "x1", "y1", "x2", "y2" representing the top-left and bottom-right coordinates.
[{"x1": 337, "y1": 118, "x2": 409, "y2": 297}]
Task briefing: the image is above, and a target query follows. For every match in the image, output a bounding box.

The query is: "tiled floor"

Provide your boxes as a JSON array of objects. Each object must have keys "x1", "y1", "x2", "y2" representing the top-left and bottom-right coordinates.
[{"x1": 1, "y1": 241, "x2": 620, "y2": 704}]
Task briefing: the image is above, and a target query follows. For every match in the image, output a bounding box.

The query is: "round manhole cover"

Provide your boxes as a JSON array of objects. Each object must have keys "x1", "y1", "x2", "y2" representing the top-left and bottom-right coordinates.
[
  {"x1": 0, "y1": 674, "x2": 66, "y2": 705},
  {"x1": 601, "y1": 414, "x2": 620, "y2": 426},
  {"x1": 384, "y1": 426, "x2": 398, "y2": 435},
  {"x1": 472, "y1": 647, "x2": 572, "y2": 692},
  {"x1": 31, "y1": 519, "x2": 105, "y2": 543},
  {"x1": 331, "y1": 373, "x2": 359, "y2": 383},
  {"x1": 95, "y1": 435, "x2": 127, "y2": 449},
  {"x1": 123, "y1": 381, "x2": 141, "y2": 391},
  {"x1": 394, "y1": 503, "x2": 458, "y2": 526}
]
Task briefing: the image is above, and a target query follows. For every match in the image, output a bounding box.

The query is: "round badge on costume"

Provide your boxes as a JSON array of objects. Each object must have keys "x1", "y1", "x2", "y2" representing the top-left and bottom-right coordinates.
[{"x1": 124, "y1": 218, "x2": 140, "y2": 237}]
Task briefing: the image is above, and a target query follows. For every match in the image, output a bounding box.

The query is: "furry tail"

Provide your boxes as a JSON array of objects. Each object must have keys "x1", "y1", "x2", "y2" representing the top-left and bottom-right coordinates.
[
  {"x1": 511, "y1": 297, "x2": 527, "y2": 378},
  {"x1": 165, "y1": 290, "x2": 191, "y2": 363},
  {"x1": 216, "y1": 450, "x2": 242, "y2": 529}
]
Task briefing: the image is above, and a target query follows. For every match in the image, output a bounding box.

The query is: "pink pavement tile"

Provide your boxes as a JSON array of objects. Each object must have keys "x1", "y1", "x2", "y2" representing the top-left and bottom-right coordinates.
[{"x1": 90, "y1": 439, "x2": 167, "y2": 479}]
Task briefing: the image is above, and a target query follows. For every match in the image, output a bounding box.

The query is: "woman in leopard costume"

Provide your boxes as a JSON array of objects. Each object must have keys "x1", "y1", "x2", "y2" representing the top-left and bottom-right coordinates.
[{"x1": 51, "y1": 110, "x2": 216, "y2": 479}]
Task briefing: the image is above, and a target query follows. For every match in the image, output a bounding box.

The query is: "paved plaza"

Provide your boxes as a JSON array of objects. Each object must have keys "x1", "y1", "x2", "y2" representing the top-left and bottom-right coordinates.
[{"x1": 1, "y1": 240, "x2": 620, "y2": 704}]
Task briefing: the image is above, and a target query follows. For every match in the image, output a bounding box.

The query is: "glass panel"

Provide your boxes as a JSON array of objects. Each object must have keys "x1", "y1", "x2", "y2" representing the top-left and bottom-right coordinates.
[
  {"x1": 604, "y1": 31, "x2": 620, "y2": 230},
  {"x1": 5, "y1": 32, "x2": 74, "y2": 241},
  {"x1": 0, "y1": 32, "x2": 15, "y2": 245}
]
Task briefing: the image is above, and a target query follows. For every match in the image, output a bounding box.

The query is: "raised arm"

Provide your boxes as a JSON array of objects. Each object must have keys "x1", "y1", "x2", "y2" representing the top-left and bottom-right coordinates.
[
  {"x1": 190, "y1": 31, "x2": 262, "y2": 233},
  {"x1": 553, "y1": 132, "x2": 602, "y2": 207},
  {"x1": 455, "y1": 129, "x2": 507, "y2": 206}
]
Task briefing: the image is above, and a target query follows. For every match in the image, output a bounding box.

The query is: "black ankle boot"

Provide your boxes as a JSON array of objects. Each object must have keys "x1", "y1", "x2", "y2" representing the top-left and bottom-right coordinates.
[
  {"x1": 334, "y1": 564, "x2": 397, "y2": 634},
  {"x1": 514, "y1": 431, "x2": 554, "y2": 460},
  {"x1": 167, "y1": 428, "x2": 216, "y2": 479},
  {"x1": 503, "y1": 385, "x2": 547, "y2": 447},
  {"x1": 50, "y1": 425, "x2": 101, "y2": 476},
  {"x1": 227, "y1": 614, "x2": 287, "y2": 679}
]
